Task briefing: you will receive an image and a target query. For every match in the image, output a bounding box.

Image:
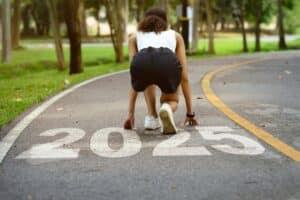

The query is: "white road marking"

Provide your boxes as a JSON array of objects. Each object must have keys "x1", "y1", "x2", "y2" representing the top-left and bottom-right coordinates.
[
  {"x1": 16, "y1": 128, "x2": 86, "y2": 159},
  {"x1": 153, "y1": 131, "x2": 211, "y2": 157},
  {"x1": 0, "y1": 70, "x2": 128, "y2": 163},
  {"x1": 90, "y1": 127, "x2": 142, "y2": 158},
  {"x1": 196, "y1": 127, "x2": 265, "y2": 155},
  {"x1": 12, "y1": 126, "x2": 266, "y2": 160}
]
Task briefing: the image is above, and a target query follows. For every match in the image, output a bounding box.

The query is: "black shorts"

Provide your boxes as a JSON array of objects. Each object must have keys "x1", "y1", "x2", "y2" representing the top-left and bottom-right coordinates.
[{"x1": 130, "y1": 47, "x2": 182, "y2": 94}]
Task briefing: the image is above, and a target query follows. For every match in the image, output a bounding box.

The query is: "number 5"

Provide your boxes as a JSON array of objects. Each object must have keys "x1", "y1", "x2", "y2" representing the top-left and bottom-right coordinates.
[{"x1": 196, "y1": 126, "x2": 265, "y2": 155}]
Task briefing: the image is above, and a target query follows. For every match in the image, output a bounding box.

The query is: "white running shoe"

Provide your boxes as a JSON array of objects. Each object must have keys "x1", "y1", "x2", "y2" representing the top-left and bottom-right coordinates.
[
  {"x1": 159, "y1": 103, "x2": 177, "y2": 134},
  {"x1": 144, "y1": 115, "x2": 161, "y2": 130}
]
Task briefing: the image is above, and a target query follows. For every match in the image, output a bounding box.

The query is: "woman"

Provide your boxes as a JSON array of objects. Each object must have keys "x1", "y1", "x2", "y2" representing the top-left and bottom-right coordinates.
[{"x1": 124, "y1": 7, "x2": 198, "y2": 134}]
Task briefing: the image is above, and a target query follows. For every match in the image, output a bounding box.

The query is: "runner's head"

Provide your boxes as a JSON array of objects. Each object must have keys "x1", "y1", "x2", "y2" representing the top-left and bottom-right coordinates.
[{"x1": 138, "y1": 7, "x2": 167, "y2": 33}]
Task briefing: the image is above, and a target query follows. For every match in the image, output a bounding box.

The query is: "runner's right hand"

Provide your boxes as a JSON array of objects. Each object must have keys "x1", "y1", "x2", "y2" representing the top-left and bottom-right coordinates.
[{"x1": 124, "y1": 115, "x2": 135, "y2": 130}]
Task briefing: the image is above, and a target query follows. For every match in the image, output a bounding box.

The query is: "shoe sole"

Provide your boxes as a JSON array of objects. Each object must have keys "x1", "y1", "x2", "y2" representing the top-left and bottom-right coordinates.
[
  {"x1": 159, "y1": 109, "x2": 176, "y2": 134},
  {"x1": 145, "y1": 127, "x2": 160, "y2": 131}
]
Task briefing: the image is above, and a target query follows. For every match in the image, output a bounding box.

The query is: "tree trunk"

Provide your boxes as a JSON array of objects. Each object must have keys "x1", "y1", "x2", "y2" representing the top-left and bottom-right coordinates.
[
  {"x1": 64, "y1": 0, "x2": 83, "y2": 74},
  {"x1": 159, "y1": 0, "x2": 168, "y2": 16},
  {"x1": 204, "y1": 0, "x2": 215, "y2": 54},
  {"x1": 0, "y1": 5, "x2": 2, "y2": 46},
  {"x1": 181, "y1": 0, "x2": 189, "y2": 50},
  {"x1": 191, "y1": 0, "x2": 200, "y2": 53},
  {"x1": 124, "y1": 0, "x2": 129, "y2": 43},
  {"x1": 221, "y1": 17, "x2": 225, "y2": 31},
  {"x1": 95, "y1": 7, "x2": 101, "y2": 37},
  {"x1": 2, "y1": 0, "x2": 11, "y2": 63},
  {"x1": 136, "y1": 0, "x2": 145, "y2": 22},
  {"x1": 81, "y1": 1, "x2": 88, "y2": 38},
  {"x1": 239, "y1": 0, "x2": 248, "y2": 52},
  {"x1": 21, "y1": 5, "x2": 32, "y2": 36},
  {"x1": 254, "y1": 0, "x2": 262, "y2": 52},
  {"x1": 47, "y1": 0, "x2": 65, "y2": 70},
  {"x1": 12, "y1": 0, "x2": 21, "y2": 49},
  {"x1": 277, "y1": 0, "x2": 287, "y2": 49},
  {"x1": 104, "y1": 0, "x2": 125, "y2": 63}
]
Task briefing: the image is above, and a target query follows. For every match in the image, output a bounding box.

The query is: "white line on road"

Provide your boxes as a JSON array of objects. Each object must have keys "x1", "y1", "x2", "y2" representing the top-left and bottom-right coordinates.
[{"x1": 0, "y1": 70, "x2": 128, "y2": 164}]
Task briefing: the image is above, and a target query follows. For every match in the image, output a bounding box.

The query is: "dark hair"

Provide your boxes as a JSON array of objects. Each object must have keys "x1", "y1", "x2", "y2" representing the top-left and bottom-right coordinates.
[{"x1": 138, "y1": 7, "x2": 167, "y2": 33}]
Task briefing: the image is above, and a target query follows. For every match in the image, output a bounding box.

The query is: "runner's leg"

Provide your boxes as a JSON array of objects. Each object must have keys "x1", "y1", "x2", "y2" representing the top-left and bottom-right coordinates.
[
  {"x1": 160, "y1": 90, "x2": 179, "y2": 112},
  {"x1": 144, "y1": 85, "x2": 158, "y2": 117}
]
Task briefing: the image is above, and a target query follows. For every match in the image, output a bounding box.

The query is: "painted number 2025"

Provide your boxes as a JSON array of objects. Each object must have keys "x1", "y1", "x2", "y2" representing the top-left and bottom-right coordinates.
[{"x1": 16, "y1": 126, "x2": 265, "y2": 159}]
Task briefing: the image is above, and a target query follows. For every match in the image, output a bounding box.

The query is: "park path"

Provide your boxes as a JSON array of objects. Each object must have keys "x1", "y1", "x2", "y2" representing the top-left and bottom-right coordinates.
[
  {"x1": 22, "y1": 35, "x2": 300, "y2": 49},
  {"x1": 0, "y1": 51, "x2": 300, "y2": 200}
]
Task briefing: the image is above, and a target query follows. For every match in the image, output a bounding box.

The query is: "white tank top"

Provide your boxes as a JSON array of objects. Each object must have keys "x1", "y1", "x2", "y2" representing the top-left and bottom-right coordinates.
[{"x1": 136, "y1": 29, "x2": 176, "y2": 53}]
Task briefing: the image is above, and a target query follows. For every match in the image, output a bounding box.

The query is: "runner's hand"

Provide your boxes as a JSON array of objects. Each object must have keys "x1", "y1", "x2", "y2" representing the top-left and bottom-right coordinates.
[
  {"x1": 124, "y1": 115, "x2": 135, "y2": 130},
  {"x1": 184, "y1": 116, "x2": 198, "y2": 126}
]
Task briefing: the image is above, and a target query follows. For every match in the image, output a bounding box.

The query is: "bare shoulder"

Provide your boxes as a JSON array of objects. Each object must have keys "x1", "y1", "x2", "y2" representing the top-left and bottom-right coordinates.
[
  {"x1": 174, "y1": 31, "x2": 184, "y2": 49},
  {"x1": 174, "y1": 32, "x2": 183, "y2": 41}
]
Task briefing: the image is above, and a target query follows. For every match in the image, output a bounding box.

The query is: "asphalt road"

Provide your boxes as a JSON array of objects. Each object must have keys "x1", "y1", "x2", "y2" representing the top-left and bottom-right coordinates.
[{"x1": 0, "y1": 51, "x2": 300, "y2": 200}]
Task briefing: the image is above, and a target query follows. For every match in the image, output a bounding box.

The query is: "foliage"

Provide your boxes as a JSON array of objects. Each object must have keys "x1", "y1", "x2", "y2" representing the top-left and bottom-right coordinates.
[
  {"x1": 284, "y1": 0, "x2": 300, "y2": 33},
  {"x1": 245, "y1": 0, "x2": 276, "y2": 25}
]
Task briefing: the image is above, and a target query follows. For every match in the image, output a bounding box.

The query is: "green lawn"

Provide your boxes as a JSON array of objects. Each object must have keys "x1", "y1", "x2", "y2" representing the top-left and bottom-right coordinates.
[
  {"x1": 0, "y1": 36, "x2": 300, "y2": 128},
  {"x1": 194, "y1": 37, "x2": 300, "y2": 57},
  {"x1": 0, "y1": 46, "x2": 129, "y2": 128}
]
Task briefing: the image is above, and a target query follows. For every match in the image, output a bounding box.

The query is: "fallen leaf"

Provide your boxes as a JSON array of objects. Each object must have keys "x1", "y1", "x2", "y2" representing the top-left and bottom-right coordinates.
[
  {"x1": 56, "y1": 107, "x2": 64, "y2": 111},
  {"x1": 64, "y1": 79, "x2": 70, "y2": 86}
]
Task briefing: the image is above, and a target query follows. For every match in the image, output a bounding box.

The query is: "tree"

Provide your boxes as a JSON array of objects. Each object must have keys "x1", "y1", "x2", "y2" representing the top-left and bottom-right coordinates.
[
  {"x1": 2, "y1": 0, "x2": 11, "y2": 63},
  {"x1": 283, "y1": 0, "x2": 300, "y2": 34},
  {"x1": 64, "y1": 0, "x2": 83, "y2": 74},
  {"x1": 21, "y1": 3, "x2": 33, "y2": 36},
  {"x1": 191, "y1": 0, "x2": 200, "y2": 53},
  {"x1": 204, "y1": 0, "x2": 215, "y2": 54},
  {"x1": 215, "y1": 0, "x2": 232, "y2": 31},
  {"x1": 124, "y1": 0, "x2": 129, "y2": 43},
  {"x1": 277, "y1": 0, "x2": 287, "y2": 49},
  {"x1": 233, "y1": 0, "x2": 248, "y2": 52},
  {"x1": 181, "y1": 0, "x2": 189, "y2": 50},
  {"x1": 103, "y1": 0, "x2": 127, "y2": 63},
  {"x1": 31, "y1": 0, "x2": 51, "y2": 36},
  {"x1": 81, "y1": 1, "x2": 88, "y2": 38},
  {"x1": 12, "y1": 0, "x2": 21, "y2": 49},
  {"x1": 253, "y1": 0, "x2": 262, "y2": 51},
  {"x1": 136, "y1": 0, "x2": 146, "y2": 22},
  {"x1": 158, "y1": 0, "x2": 168, "y2": 13},
  {"x1": 245, "y1": 0, "x2": 274, "y2": 52},
  {"x1": 85, "y1": 0, "x2": 102, "y2": 37},
  {"x1": 47, "y1": 0, "x2": 65, "y2": 70}
]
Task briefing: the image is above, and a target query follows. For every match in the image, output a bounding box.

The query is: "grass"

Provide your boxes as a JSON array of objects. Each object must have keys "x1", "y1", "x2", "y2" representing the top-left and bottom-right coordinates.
[
  {"x1": 193, "y1": 36, "x2": 300, "y2": 57},
  {"x1": 0, "y1": 46, "x2": 129, "y2": 128},
  {"x1": 0, "y1": 35, "x2": 300, "y2": 128}
]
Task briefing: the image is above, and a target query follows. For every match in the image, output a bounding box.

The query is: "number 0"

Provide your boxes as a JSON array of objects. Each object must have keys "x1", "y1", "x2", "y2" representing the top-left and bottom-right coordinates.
[{"x1": 90, "y1": 127, "x2": 142, "y2": 158}]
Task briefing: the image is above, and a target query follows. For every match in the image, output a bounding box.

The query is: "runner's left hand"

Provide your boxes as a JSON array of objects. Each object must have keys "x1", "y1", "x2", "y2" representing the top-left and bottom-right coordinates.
[{"x1": 184, "y1": 117, "x2": 199, "y2": 126}]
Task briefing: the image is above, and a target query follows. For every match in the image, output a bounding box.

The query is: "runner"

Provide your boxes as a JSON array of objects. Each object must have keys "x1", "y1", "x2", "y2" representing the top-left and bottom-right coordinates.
[{"x1": 124, "y1": 7, "x2": 198, "y2": 134}]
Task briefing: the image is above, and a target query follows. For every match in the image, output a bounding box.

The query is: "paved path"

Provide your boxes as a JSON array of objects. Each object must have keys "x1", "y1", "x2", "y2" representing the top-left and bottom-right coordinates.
[
  {"x1": 0, "y1": 51, "x2": 300, "y2": 200},
  {"x1": 22, "y1": 35, "x2": 300, "y2": 49}
]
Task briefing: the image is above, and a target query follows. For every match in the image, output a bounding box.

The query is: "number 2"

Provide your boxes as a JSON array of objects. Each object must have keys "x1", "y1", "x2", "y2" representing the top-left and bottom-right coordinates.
[
  {"x1": 16, "y1": 128, "x2": 85, "y2": 159},
  {"x1": 153, "y1": 131, "x2": 211, "y2": 156}
]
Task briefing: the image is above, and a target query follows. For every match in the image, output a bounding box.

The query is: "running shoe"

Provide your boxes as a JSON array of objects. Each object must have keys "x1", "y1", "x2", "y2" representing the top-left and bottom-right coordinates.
[
  {"x1": 144, "y1": 115, "x2": 161, "y2": 130},
  {"x1": 159, "y1": 103, "x2": 177, "y2": 134}
]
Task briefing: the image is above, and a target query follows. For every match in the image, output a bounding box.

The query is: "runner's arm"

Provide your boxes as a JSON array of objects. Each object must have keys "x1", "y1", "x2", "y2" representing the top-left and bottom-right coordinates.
[
  {"x1": 127, "y1": 35, "x2": 138, "y2": 120},
  {"x1": 175, "y1": 33, "x2": 193, "y2": 115}
]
